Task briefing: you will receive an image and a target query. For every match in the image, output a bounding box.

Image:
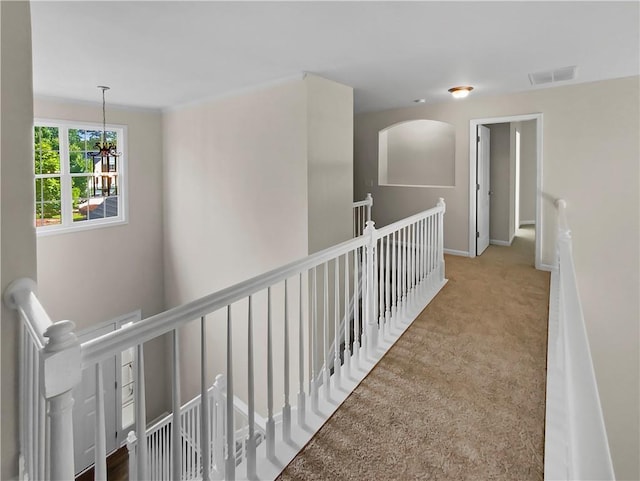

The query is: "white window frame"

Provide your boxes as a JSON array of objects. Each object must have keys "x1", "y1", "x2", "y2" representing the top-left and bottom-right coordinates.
[{"x1": 34, "y1": 118, "x2": 128, "y2": 236}]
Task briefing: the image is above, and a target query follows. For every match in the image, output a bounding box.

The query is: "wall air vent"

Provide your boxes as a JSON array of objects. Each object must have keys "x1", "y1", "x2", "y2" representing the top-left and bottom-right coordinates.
[{"x1": 528, "y1": 66, "x2": 577, "y2": 86}]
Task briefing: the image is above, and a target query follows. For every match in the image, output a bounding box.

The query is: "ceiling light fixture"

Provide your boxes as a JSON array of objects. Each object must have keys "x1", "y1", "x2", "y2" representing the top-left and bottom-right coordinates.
[
  {"x1": 448, "y1": 86, "x2": 474, "y2": 99},
  {"x1": 413, "y1": 98, "x2": 426, "y2": 103}
]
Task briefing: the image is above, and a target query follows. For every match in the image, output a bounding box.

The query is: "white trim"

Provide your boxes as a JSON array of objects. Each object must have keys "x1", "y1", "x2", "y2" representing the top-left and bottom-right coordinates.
[
  {"x1": 443, "y1": 248, "x2": 469, "y2": 257},
  {"x1": 378, "y1": 183, "x2": 456, "y2": 189},
  {"x1": 538, "y1": 263, "x2": 555, "y2": 272},
  {"x1": 33, "y1": 119, "x2": 129, "y2": 237},
  {"x1": 520, "y1": 220, "x2": 536, "y2": 226},
  {"x1": 490, "y1": 239, "x2": 511, "y2": 247},
  {"x1": 469, "y1": 113, "x2": 543, "y2": 269}
]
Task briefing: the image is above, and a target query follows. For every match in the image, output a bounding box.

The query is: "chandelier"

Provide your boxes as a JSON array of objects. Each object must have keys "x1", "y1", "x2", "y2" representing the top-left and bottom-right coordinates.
[{"x1": 92, "y1": 86, "x2": 119, "y2": 197}]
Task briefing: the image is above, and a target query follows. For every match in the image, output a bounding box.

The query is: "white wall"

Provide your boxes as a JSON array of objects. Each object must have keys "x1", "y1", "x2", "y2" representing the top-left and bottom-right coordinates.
[
  {"x1": 488, "y1": 123, "x2": 510, "y2": 243},
  {"x1": 163, "y1": 79, "x2": 310, "y2": 409},
  {"x1": 0, "y1": 3, "x2": 37, "y2": 478},
  {"x1": 354, "y1": 76, "x2": 640, "y2": 480},
  {"x1": 163, "y1": 75, "x2": 353, "y2": 414},
  {"x1": 306, "y1": 74, "x2": 354, "y2": 253},
  {"x1": 33, "y1": 98, "x2": 168, "y2": 421}
]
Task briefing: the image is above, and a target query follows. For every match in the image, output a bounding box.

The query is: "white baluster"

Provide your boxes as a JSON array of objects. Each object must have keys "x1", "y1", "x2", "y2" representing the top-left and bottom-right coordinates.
[
  {"x1": 42, "y1": 321, "x2": 81, "y2": 481},
  {"x1": 297, "y1": 272, "x2": 306, "y2": 426},
  {"x1": 266, "y1": 288, "x2": 275, "y2": 460},
  {"x1": 171, "y1": 329, "x2": 182, "y2": 481},
  {"x1": 26, "y1": 337, "x2": 34, "y2": 478},
  {"x1": 364, "y1": 221, "x2": 377, "y2": 357},
  {"x1": 38, "y1": 385, "x2": 46, "y2": 481},
  {"x1": 438, "y1": 198, "x2": 446, "y2": 281},
  {"x1": 403, "y1": 226, "x2": 408, "y2": 314},
  {"x1": 333, "y1": 258, "x2": 341, "y2": 386},
  {"x1": 225, "y1": 306, "x2": 235, "y2": 480},
  {"x1": 385, "y1": 235, "x2": 391, "y2": 331},
  {"x1": 343, "y1": 253, "x2": 350, "y2": 377},
  {"x1": 135, "y1": 343, "x2": 148, "y2": 481},
  {"x1": 213, "y1": 374, "x2": 224, "y2": 474},
  {"x1": 311, "y1": 267, "x2": 319, "y2": 413},
  {"x1": 323, "y1": 262, "x2": 331, "y2": 400},
  {"x1": 409, "y1": 224, "x2": 416, "y2": 302},
  {"x1": 378, "y1": 237, "x2": 384, "y2": 336},
  {"x1": 353, "y1": 246, "x2": 360, "y2": 366},
  {"x1": 94, "y1": 363, "x2": 107, "y2": 481},
  {"x1": 283, "y1": 280, "x2": 292, "y2": 443},
  {"x1": 391, "y1": 231, "x2": 397, "y2": 325},
  {"x1": 246, "y1": 296, "x2": 256, "y2": 478},
  {"x1": 201, "y1": 317, "x2": 211, "y2": 481}
]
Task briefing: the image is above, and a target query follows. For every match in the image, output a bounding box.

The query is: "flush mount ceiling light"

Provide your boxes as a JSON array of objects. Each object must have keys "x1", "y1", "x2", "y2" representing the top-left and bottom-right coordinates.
[
  {"x1": 413, "y1": 98, "x2": 426, "y2": 103},
  {"x1": 448, "y1": 86, "x2": 474, "y2": 99}
]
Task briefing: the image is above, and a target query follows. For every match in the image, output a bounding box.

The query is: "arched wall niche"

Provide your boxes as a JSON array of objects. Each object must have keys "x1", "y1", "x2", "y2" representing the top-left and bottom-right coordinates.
[{"x1": 378, "y1": 119, "x2": 455, "y2": 187}]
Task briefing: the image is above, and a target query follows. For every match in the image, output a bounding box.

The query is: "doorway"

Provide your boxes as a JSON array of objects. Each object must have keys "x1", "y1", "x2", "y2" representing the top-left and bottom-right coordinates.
[
  {"x1": 469, "y1": 114, "x2": 543, "y2": 268},
  {"x1": 72, "y1": 310, "x2": 141, "y2": 475}
]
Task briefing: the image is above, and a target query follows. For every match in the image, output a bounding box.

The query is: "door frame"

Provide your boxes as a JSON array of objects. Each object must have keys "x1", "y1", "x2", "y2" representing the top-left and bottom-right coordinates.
[
  {"x1": 74, "y1": 309, "x2": 142, "y2": 451},
  {"x1": 468, "y1": 113, "x2": 543, "y2": 269}
]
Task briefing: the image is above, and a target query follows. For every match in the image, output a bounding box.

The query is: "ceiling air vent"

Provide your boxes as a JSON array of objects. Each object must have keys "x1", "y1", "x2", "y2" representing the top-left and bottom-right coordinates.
[{"x1": 529, "y1": 66, "x2": 577, "y2": 86}]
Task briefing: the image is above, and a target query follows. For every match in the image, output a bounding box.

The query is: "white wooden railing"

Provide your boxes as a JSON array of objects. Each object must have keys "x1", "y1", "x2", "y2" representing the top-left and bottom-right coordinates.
[
  {"x1": 353, "y1": 192, "x2": 373, "y2": 237},
  {"x1": 127, "y1": 374, "x2": 267, "y2": 480},
  {"x1": 544, "y1": 199, "x2": 615, "y2": 481},
  {"x1": 5, "y1": 196, "x2": 447, "y2": 481}
]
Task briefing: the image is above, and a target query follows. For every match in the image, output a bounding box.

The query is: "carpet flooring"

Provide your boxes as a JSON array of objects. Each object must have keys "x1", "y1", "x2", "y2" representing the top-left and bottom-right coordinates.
[{"x1": 278, "y1": 227, "x2": 550, "y2": 481}]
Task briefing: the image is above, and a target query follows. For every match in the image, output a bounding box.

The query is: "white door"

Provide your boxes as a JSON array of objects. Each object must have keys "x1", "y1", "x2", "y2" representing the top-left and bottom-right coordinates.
[
  {"x1": 72, "y1": 325, "x2": 118, "y2": 475},
  {"x1": 477, "y1": 125, "x2": 491, "y2": 255}
]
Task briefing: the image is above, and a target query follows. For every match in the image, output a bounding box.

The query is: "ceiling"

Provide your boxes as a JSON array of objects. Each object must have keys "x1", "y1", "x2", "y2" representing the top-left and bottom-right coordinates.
[{"x1": 30, "y1": 1, "x2": 640, "y2": 113}]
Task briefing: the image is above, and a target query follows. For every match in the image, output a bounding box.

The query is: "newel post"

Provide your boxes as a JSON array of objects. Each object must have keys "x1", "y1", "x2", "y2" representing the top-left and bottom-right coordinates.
[
  {"x1": 42, "y1": 320, "x2": 82, "y2": 481},
  {"x1": 365, "y1": 193, "x2": 373, "y2": 223},
  {"x1": 363, "y1": 220, "x2": 378, "y2": 357}
]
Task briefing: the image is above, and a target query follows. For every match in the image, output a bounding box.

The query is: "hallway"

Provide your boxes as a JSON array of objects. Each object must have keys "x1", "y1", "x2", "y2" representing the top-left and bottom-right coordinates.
[{"x1": 279, "y1": 228, "x2": 550, "y2": 480}]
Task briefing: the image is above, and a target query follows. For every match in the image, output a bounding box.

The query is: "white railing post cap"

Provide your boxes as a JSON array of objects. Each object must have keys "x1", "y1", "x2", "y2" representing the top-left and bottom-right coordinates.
[
  {"x1": 437, "y1": 197, "x2": 446, "y2": 210},
  {"x1": 363, "y1": 220, "x2": 376, "y2": 232},
  {"x1": 42, "y1": 320, "x2": 82, "y2": 398},
  {"x1": 3, "y1": 277, "x2": 37, "y2": 310},
  {"x1": 127, "y1": 430, "x2": 137, "y2": 445},
  {"x1": 555, "y1": 198, "x2": 567, "y2": 209}
]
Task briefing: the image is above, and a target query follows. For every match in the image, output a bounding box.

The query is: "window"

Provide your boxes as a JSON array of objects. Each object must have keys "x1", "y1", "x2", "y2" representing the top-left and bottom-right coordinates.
[{"x1": 34, "y1": 119, "x2": 127, "y2": 234}]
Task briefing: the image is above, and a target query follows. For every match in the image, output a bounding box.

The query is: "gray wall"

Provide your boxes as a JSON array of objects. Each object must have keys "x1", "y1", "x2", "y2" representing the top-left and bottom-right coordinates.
[
  {"x1": 1, "y1": 3, "x2": 38, "y2": 478},
  {"x1": 354, "y1": 76, "x2": 639, "y2": 480},
  {"x1": 519, "y1": 119, "x2": 537, "y2": 224}
]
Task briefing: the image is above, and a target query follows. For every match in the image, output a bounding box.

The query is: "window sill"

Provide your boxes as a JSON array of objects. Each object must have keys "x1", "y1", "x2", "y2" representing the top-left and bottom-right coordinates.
[{"x1": 36, "y1": 217, "x2": 128, "y2": 237}]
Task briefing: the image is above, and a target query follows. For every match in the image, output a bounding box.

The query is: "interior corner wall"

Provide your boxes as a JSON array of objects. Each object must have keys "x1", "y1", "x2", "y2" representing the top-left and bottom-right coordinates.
[
  {"x1": 519, "y1": 119, "x2": 537, "y2": 224},
  {"x1": 0, "y1": 2, "x2": 37, "y2": 478},
  {"x1": 487, "y1": 123, "x2": 510, "y2": 243},
  {"x1": 162, "y1": 79, "x2": 309, "y2": 407},
  {"x1": 305, "y1": 74, "x2": 354, "y2": 253},
  {"x1": 33, "y1": 98, "x2": 168, "y2": 421},
  {"x1": 354, "y1": 76, "x2": 640, "y2": 480}
]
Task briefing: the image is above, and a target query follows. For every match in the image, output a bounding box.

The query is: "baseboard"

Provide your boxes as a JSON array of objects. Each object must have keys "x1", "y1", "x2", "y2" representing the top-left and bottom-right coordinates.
[
  {"x1": 443, "y1": 248, "x2": 469, "y2": 257},
  {"x1": 520, "y1": 220, "x2": 536, "y2": 226},
  {"x1": 509, "y1": 232, "x2": 516, "y2": 245},
  {"x1": 537, "y1": 263, "x2": 555, "y2": 272},
  {"x1": 490, "y1": 239, "x2": 511, "y2": 247}
]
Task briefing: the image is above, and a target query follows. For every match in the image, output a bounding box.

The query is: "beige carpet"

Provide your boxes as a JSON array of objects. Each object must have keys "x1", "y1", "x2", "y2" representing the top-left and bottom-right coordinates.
[{"x1": 278, "y1": 227, "x2": 550, "y2": 481}]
